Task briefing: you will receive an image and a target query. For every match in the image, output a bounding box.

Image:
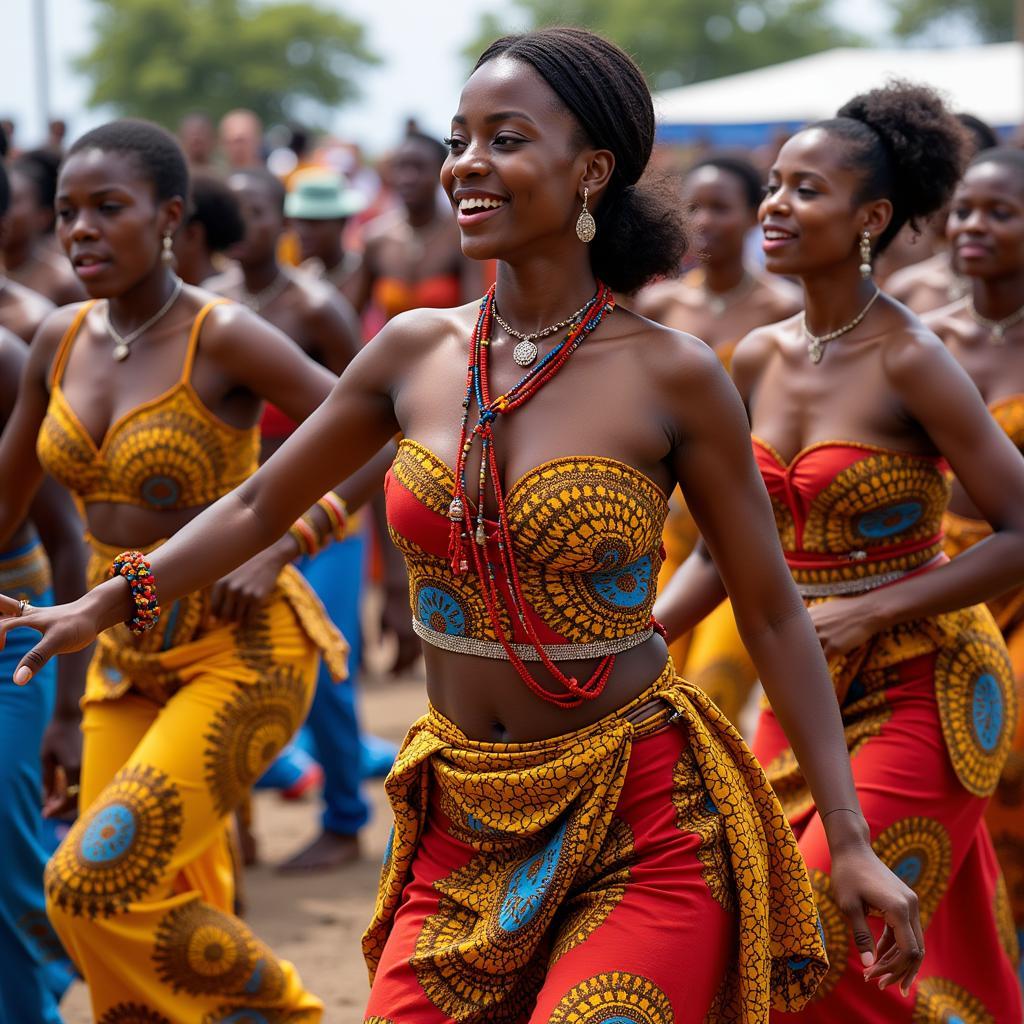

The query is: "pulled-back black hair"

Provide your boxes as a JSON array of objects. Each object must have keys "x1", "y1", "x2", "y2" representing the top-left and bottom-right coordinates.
[
  {"x1": 402, "y1": 130, "x2": 448, "y2": 167},
  {"x1": 13, "y1": 149, "x2": 60, "y2": 211},
  {"x1": 957, "y1": 113, "x2": 999, "y2": 157},
  {"x1": 66, "y1": 118, "x2": 189, "y2": 204},
  {"x1": 229, "y1": 167, "x2": 286, "y2": 213},
  {"x1": 969, "y1": 146, "x2": 1024, "y2": 188},
  {"x1": 689, "y1": 154, "x2": 764, "y2": 212},
  {"x1": 0, "y1": 164, "x2": 9, "y2": 219},
  {"x1": 474, "y1": 28, "x2": 686, "y2": 294},
  {"x1": 814, "y1": 81, "x2": 967, "y2": 255},
  {"x1": 187, "y1": 173, "x2": 245, "y2": 252}
]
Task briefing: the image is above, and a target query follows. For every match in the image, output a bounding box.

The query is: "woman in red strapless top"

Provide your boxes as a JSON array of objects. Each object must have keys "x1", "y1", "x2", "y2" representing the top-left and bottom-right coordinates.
[
  {"x1": 659, "y1": 86, "x2": 1024, "y2": 1022},
  {"x1": 5, "y1": 32, "x2": 930, "y2": 1022}
]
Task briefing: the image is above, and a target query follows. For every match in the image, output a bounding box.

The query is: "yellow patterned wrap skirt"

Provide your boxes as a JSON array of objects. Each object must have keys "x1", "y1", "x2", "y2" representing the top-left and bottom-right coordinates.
[{"x1": 363, "y1": 660, "x2": 827, "y2": 1023}]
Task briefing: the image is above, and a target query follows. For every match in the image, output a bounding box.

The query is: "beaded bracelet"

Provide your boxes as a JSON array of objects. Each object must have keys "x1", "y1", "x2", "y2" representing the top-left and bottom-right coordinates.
[
  {"x1": 109, "y1": 550, "x2": 161, "y2": 635},
  {"x1": 317, "y1": 492, "x2": 350, "y2": 541}
]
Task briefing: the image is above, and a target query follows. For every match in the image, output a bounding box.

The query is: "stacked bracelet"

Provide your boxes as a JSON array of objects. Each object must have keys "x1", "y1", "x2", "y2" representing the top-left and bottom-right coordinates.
[
  {"x1": 318, "y1": 492, "x2": 350, "y2": 541},
  {"x1": 288, "y1": 493, "x2": 351, "y2": 558},
  {"x1": 109, "y1": 550, "x2": 161, "y2": 634}
]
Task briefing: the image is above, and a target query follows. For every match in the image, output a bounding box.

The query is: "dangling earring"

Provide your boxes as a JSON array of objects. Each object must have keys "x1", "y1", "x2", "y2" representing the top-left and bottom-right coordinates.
[
  {"x1": 859, "y1": 230, "x2": 873, "y2": 278},
  {"x1": 576, "y1": 187, "x2": 596, "y2": 243},
  {"x1": 161, "y1": 233, "x2": 175, "y2": 266}
]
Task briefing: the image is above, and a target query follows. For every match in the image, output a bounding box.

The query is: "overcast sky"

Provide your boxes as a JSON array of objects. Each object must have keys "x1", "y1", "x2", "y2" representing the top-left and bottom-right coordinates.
[{"x1": 0, "y1": 0, "x2": 894, "y2": 154}]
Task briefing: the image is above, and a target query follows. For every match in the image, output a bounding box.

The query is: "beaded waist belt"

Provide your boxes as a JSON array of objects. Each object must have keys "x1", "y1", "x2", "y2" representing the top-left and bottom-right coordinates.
[
  {"x1": 413, "y1": 620, "x2": 655, "y2": 662},
  {"x1": 793, "y1": 553, "x2": 945, "y2": 598}
]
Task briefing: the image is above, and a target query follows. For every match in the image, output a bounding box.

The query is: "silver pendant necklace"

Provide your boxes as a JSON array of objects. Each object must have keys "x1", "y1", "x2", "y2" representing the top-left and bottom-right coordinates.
[
  {"x1": 803, "y1": 286, "x2": 881, "y2": 364},
  {"x1": 241, "y1": 268, "x2": 292, "y2": 313},
  {"x1": 702, "y1": 270, "x2": 755, "y2": 316},
  {"x1": 492, "y1": 291, "x2": 599, "y2": 367},
  {"x1": 104, "y1": 275, "x2": 184, "y2": 362},
  {"x1": 968, "y1": 298, "x2": 1024, "y2": 344}
]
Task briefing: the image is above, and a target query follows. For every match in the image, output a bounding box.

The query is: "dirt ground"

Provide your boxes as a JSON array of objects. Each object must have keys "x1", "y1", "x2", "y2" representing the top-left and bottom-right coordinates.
[{"x1": 60, "y1": 661, "x2": 428, "y2": 1024}]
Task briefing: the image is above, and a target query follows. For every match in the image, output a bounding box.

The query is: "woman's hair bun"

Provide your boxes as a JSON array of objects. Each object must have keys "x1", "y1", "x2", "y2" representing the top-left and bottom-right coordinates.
[{"x1": 822, "y1": 80, "x2": 968, "y2": 252}]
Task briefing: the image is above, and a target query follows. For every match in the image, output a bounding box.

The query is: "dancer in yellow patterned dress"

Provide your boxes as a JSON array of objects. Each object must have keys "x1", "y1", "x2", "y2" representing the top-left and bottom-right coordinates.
[
  {"x1": 0, "y1": 119, "x2": 387, "y2": 1022},
  {"x1": 928, "y1": 146, "x2": 1024, "y2": 985},
  {"x1": 4, "y1": 35, "x2": 924, "y2": 1023}
]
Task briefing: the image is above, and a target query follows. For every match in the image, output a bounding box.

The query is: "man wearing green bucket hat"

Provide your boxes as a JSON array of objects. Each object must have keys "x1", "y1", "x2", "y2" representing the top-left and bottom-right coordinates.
[{"x1": 286, "y1": 167, "x2": 366, "y2": 304}]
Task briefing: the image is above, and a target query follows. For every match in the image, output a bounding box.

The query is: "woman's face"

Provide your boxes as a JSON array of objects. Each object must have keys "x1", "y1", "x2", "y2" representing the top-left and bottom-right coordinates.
[
  {"x1": 55, "y1": 148, "x2": 179, "y2": 297},
  {"x1": 947, "y1": 161, "x2": 1024, "y2": 280},
  {"x1": 684, "y1": 166, "x2": 755, "y2": 265},
  {"x1": 440, "y1": 56, "x2": 604, "y2": 263},
  {"x1": 391, "y1": 139, "x2": 443, "y2": 212},
  {"x1": 759, "y1": 127, "x2": 885, "y2": 278},
  {"x1": 227, "y1": 176, "x2": 282, "y2": 266},
  {"x1": 3, "y1": 169, "x2": 43, "y2": 249}
]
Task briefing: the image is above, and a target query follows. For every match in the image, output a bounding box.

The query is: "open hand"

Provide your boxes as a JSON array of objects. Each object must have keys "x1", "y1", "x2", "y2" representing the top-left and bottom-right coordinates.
[{"x1": 0, "y1": 594, "x2": 99, "y2": 686}]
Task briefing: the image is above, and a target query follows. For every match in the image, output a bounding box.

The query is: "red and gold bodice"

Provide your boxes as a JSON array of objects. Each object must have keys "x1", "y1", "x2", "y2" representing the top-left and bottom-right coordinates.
[
  {"x1": 753, "y1": 437, "x2": 951, "y2": 595},
  {"x1": 385, "y1": 439, "x2": 668, "y2": 654}
]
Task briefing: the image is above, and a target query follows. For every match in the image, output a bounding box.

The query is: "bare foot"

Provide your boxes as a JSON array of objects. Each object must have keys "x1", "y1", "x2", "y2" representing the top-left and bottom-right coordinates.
[{"x1": 275, "y1": 830, "x2": 360, "y2": 874}]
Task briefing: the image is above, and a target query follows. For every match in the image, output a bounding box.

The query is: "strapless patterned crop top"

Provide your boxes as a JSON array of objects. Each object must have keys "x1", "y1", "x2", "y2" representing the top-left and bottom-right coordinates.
[
  {"x1": 37, "y1": 300, "x2": 260, "y2": 511},
  {"x1": 385, "y1": 439, "x2": 669, "y2": 658},
  {"x1": 753, "y1": 437, "x2": 951, "y2": 597}
]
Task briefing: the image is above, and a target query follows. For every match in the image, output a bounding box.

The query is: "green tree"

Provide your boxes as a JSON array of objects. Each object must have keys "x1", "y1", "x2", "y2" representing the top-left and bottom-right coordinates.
[
  {"x1": 463, "y1": 0, "x2": 863, "y2": 89},
  {"x1": 883, "y1": 0, "x2": 1015, "y2": 43},
  {"x1": 76, "y1": 0, "x2": 378, "y2": 128}
]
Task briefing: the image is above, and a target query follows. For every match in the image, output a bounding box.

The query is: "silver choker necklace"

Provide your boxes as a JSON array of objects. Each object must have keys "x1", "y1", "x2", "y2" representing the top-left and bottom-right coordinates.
[
  {"x1": 241, "y1": 268, "x2": 292, "y2": 313},
  {"x1": 105, "y1": 276, "x2": 184, "y2": 362}
]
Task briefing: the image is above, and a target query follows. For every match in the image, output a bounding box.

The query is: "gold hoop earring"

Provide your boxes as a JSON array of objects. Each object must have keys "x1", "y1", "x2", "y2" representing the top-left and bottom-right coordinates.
[
  {"x1": 162, "y1": 233, "x2": 175, "y2": 266},
  {"x1": 576, "y1": 187, "x2": 596, "y2": 243},
  {"x1": 859, "y1": 230, "x2": 873, "y2": 278}
]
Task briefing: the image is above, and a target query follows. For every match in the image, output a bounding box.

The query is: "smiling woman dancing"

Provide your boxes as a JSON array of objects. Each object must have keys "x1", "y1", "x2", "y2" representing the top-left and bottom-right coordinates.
[
  {"x1": 2, "y1": 32, "x2": 923, "y2": 1024},
  {"x1": 659, "y1": 85, "x2": 1024, "y2": 1022}
]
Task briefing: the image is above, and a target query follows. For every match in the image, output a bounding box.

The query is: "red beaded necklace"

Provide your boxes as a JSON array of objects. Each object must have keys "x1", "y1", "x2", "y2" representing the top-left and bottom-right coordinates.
[{"x1": 447, "y1": 282, "x2": 617, "y2": 707}]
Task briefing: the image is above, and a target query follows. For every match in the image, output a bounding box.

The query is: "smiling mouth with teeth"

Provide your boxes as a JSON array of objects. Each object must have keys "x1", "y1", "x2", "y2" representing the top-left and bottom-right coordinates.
[{"x1": 458, "y1": 197, "x2": 506, "y2": 211}]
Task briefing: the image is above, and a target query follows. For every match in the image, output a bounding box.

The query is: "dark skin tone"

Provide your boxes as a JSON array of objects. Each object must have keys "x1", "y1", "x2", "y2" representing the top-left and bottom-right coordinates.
[
  {"x1": 1, "y1": 59, "x2": 923, "y2": 989},
  {"x1": 0, "y1": 276, "x2": 54, "y2": 343},
  {"x1": 291, "y1": 216, "x2": 361, "y2": 306},
  {"x1": 927, "y1": 161, "x2": 1024, "y2": 518},
  {"x1": 0, "y1": 329, "x2": 91, "y2": 818},
  {"x1": 2, "y1": 168, "x2": 87, "y2": 306},
  {"x1": 634, "y1": 165, "x2": 801, "y2": 354},
  {"x1": 171, "y1": 219, "x2": 221, "y2": 287},
  {"x1": 348, "y1": 136, "x2": 481, "y2": 313},
  {"x1": 661, "y1": 126, "x2": 1024, "y2": 987}
]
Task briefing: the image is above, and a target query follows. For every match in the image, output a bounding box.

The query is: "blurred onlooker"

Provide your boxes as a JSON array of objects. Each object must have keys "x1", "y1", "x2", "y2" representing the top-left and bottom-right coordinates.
[
  {"x1": 179, "y1": 112, "x2": 216, "y2": 169},
  {"x1": 219, "y1": 108, "x2": 264, "y2": 170},
  {"x1": 0, "y1": 163, "x2": 54, "y2": 343},
  {"x1": 286, "y1": 167, "x2": 366, "y2": 303},
  {"x1": 172, "y1": 172, "x2": 245, "y2": 286},
  {"x1": 1, "y1": 153, "x2": 85, "y2": 305},
  {"x1": 43, "y1": 119, "x2": 67, "y2": 157},
  {"x1": 0, "y1": 119, "x2": 17, "y2": 159}
]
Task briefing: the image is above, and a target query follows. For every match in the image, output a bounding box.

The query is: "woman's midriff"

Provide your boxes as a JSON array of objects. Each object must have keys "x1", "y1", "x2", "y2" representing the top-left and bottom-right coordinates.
[
  {"x1": 81, "y1": 501, "x2": 215, "y2": 551},
  {"x1": 422, "y1": 632, "x2": 672, "y2": 742}
]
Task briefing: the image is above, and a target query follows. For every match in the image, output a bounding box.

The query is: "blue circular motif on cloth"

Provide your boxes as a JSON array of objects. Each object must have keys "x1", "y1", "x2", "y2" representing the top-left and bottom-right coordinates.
[
  {"x1": 894, "y1": 855, "x2": 923, "y2": 887},
  {"x1": 218, "y1": 1014, "x2": 272, "y2": 1024},
  {"x1": 497, "y1": 820, "x2": 567, "y2": 933},
  {"x1": 80, "y1": 803, "x2": 136, "y2": 864},
  {"x1": 141, "y1": 475, "x2": 182, "y2": 508},
  {"x1": 856, "y1": 502, "x2": 923, "y2": 538},
  {"x1": 417, "y1": 586, "x2": 467, "y2": 635},
  {"x1": 590, "y1": 555, "x2": 652, "y2": 609},
  {"x1": 972, "y1": 672, "x2": 1004, "y2": 752}
]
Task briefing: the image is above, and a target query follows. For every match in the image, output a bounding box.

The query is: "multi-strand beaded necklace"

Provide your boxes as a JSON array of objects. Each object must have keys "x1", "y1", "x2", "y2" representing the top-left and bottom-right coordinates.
[{"x1": 447, "y1": 281, "x2": 616, "y2": 707}]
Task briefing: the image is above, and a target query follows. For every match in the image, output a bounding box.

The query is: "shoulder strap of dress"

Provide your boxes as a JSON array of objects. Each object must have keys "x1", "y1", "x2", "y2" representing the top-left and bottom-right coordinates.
[
  {"x1": 181, "y1": 298, "x2": 231, "y2": 383},
  {"x1": 49, "y1": 301, "x2": 98, "y2": 389}
]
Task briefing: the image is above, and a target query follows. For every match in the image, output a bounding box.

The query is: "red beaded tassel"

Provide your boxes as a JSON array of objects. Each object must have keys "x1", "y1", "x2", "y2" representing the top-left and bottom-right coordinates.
[{"x1": 447, "y1": 283, "x2": 620, "y2": 707}]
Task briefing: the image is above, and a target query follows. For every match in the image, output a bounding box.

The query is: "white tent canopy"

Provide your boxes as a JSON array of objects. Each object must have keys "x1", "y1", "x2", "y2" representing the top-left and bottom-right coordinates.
[{"x1": 654, "y1": 44, "x2": 1023, "y2": 145}]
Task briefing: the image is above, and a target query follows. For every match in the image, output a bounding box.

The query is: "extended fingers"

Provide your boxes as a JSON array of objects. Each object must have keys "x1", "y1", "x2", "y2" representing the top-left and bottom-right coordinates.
[{"x1": 14, "y1": 635, "x2": 57, "y2": 686}]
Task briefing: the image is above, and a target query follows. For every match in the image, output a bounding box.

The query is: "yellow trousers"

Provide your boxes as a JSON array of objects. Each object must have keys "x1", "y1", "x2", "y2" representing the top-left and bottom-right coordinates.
[{"x1": 45, "y1": 540, "x2": 339, "y2": 1023}]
